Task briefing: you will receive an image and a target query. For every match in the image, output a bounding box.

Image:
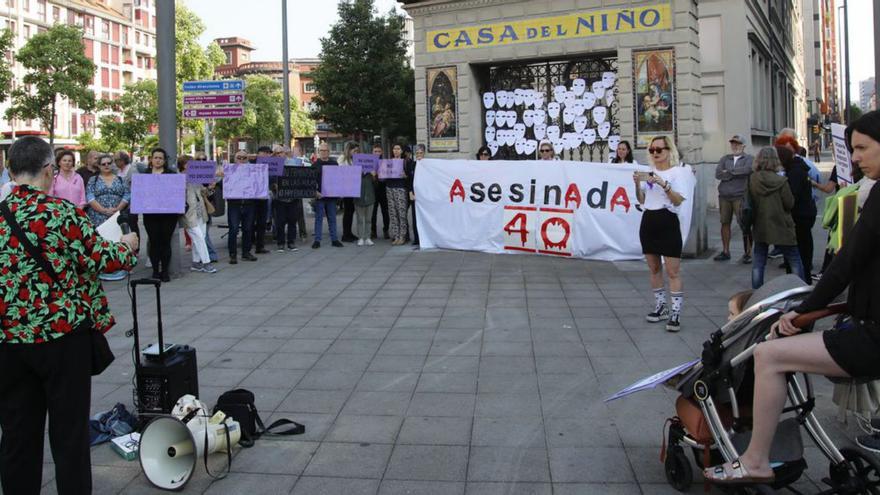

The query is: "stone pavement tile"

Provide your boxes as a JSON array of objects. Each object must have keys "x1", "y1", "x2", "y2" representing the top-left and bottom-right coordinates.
[
  {"x1": 296, "y1": 370, "x2": 364, "y2": 391},
  {"x1": 313, "y1": 353, "x2": 374, "y2": 372},
  {"x1": 544, "y1": 417, "x2": 621, "y2": 448},
  {"x1": 401, "y1": 306, "x2": 446, "y2": 317},
  {"x1": 230, "y1": 440, "x2": 318, "y2": 475},
  {"x1": 551, "y1": 483, "x2": 641, "y2": 494},
  {"x1": 465, "y1": 482, "x2": 552, "y2": 494},
  {"x1": 230, "y1": 338, "x2": 290, "y2": 353},
  {"x1": 532, "y1": 341, "x2": 586, "y2": 357},
  {"x1": 432, "y1": 329, "x2": 484, "y2": 342},
  {"x1": 416, "y1": 372, "x2": 478, "y2": 394},
  {"x1": 407, "y1": 392, "x2": 476, "y2": 417},
  {"x1": 386, "y1": 327, "x2": 437, "y2": 340},
  {"x1": 429, "y1": 340, "x2": 482, "y2": 357},
  {"x1": 535, "y1": 356, "x2": 592, "y2": 375},
  {"x1": 377, "y1": 339, "x2": 432, "y2": 356},
  {"x1": 583, "y1": 341, "x2": 641, "y2": 357},
  {"x1": 479, "y1": 356, "x2": 536, "y2": 375},
  {"x1": 384, "y1": 445, "x2": 469, "y2": 481},
  {"x1": 588, "y1": 355, "x2": 653, "y2": 377},
  {"x1": 348, "y1": 316, "x2": 399, "y2": 329},
  {"x1": 263, "y1": 412, "x2": 335, "y2": 443},
  {"x1": 303, "y1": 443, "x2": 392, "y2": 479},
  {"x1": 624, "y1": 447, "x2": 669, "y2": 484},
  {"x1": 477, "y1": 374, "x2": 539, "y2": 395},
  {"x1": 424, "y1": 355, "x2": 480, "y2": 374},
  {"x1": 481, "y1": 341, "x2": 534, "y2": 357},
  {"x1": 548, "y1": 447, "x2": 635, "y2": 483},
  {"x1": 471, "y1": 417, "x2": 546, "y2": 448},
  {"x1": 439, "y1": 316, "x2": 485, "y2": 329},
  {"x1": 356, "y1": 371, "x2": 420, "y2": 393},
  {"x1": 482, "y1": 329, "x2": 532, "y2": 343},
  {"x1": 211, "y1": 350, "x2": 272, "y2": 369},
  {"x1": 378, "y1": 480, "x2": 465, "y2": 495},
  {"x1": 475, "y1": 394, "x2": 542, "y2": 419},
  {"x1": 530, "y1": 328, "x2": 581, "y2": 343},
  {"x1": 341, "y1": 391, "x2": 412, "y2": 416},
  {"x1": 249, "y1": 325, "x2": 304, "y2": 339},
  {"x1": 291, "y1": 476, "x2": 380, "y2": 495},
  {"x1": 239, "y1": 368, "x2": 305, "y2": 389},
  {"x1": 368, "y1": 355, "x2": 427, "y2": 373},
  {"x1": 277, "y1": 390, "x2": 350, "y2": 415},
  {"x1": 325, "y1": 415, "x2": 403, "y2": 444},
  {"x1": 467, "y1": 447, "x2": 550, "y2": 482},
  {"x1": 190, "y1": 336, "x2": 240, "y2": 353},
  {"x1": 294, "y1": 326, "x2": 347, "y2": 340},
  {"x1": 575, "y1": 317, "x2": 624, "y2": 331},
  {"x1": 197, "y1": 367, "x2": 252, "y2": 387},
  {"x1": 277, "y1": 305, "x2": 324, "y2": 317},
  {"x1": 397, "y1": 416, "x2": 473, "y2": 446},
  {"x1": 277, "y1": 338, "x2": 334, "y2": 353},
  {"x1": 327, "y1": 339, "x2": 382, "y2": 354},
  {"x1": 259, "y1": 352, "x2": 323, "y2": 370},
  {"x1": 203, "y1": 473, "x2": 298, "y2": 495},
  {"x1": 340, "y1": 327, "x2": 393, "y2": 340}
]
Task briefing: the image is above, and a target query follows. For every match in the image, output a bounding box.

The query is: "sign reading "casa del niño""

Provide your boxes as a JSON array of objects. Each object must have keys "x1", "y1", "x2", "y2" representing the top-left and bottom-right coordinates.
[{"x1": 426, "y1": 3, "x2": 672, "y2": 53}]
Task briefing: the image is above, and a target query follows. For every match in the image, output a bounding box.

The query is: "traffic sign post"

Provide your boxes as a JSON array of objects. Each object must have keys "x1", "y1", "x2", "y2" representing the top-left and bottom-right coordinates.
[
  {"x1": 182, "y1": 79, "x2": 245, "y2": 121},
  {"x1": 183, "y1": 80, "x2": 245, "y2": 92},
  {"x1": 184, "y1": 107, "x2": 244, "y2": 119},
  {"x1": 183, "y1": 94, "x2": 244, "y2": 106}
]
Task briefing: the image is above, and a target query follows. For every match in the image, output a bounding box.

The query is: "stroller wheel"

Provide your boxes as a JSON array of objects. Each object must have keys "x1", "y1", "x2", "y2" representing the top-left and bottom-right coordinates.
[
  {"x1": 832, "y1": 447, "x2": 880, "y2": 494},
  {"x1": 665, "y1": 447, "x2": 693, "y2": 492}
]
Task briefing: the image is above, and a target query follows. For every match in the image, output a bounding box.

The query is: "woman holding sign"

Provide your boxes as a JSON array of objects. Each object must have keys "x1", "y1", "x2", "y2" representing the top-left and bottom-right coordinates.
[
  {"x1": 339, "y1": 142, "x2": 359, "y2": 243},
  {"x1": 386, "y1": 143, "x2": 410, "y2": 246},
  {"x1": 142, "y1": 148, "x2": 179, "y2": 282}
]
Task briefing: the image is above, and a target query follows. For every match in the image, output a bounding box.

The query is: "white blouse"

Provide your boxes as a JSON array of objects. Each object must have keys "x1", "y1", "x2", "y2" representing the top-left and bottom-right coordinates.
[{"x1": 639, "y1": 165, "x2": 689, "y2": 214}]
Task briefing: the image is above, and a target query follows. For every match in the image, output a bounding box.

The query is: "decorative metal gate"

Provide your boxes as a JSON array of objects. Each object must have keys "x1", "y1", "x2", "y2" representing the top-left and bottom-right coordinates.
[{"x1": 483, "y1": 54, "x2": 619, "y2": 162}]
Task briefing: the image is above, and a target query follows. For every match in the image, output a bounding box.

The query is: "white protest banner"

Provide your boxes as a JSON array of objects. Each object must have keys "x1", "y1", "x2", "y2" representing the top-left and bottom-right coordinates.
[
  {"x1": 414, "y1": 159, "x2": 695, "y2": 261},
  {"x1": 831, "y1": 123, "x2": 854, "y2": 186}
]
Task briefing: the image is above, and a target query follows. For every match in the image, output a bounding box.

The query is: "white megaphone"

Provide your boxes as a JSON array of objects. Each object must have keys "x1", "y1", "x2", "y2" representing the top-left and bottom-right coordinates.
[{"x1": 139, "y1": 395, "x2": 241, "y2": 491}]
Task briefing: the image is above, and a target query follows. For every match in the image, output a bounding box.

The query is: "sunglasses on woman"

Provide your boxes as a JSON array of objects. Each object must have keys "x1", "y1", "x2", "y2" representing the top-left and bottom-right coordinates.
[
  {"x1": 540, "y1": 148, "x2": 552, "y2": 153},
  {"x1": 648, "y1": 147, "x2": 668, "y2": 154}
]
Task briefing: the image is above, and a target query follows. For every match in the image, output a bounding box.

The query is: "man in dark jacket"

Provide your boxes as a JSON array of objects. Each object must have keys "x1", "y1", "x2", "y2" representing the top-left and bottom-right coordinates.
[
  {"x1": 715, "y1": 135, "x2": 754, "y2": 263},
  {"x1": 312, "y1": 143, "x2": 344, "y2": 249},
  {"x1": 776, "y1": 138, "x2": 818, "y2": 282}
]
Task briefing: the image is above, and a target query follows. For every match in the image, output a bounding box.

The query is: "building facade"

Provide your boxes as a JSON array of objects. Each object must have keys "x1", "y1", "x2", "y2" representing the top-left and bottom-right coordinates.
[
  {"x1": 860, "y1": 77, "x2": 876, "y2": 112},
  {"x1": 0, "y1": 0, "x2": 157, "y2": 146}
]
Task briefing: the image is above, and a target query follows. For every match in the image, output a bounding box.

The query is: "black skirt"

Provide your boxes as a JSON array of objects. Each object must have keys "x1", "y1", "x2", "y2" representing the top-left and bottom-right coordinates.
[
  {"x1": 639, "y1": 208, "x2": 682, "y2": 258},
  {"x1": 823, "y1": 320, "x2": 880, "y2": 378}
]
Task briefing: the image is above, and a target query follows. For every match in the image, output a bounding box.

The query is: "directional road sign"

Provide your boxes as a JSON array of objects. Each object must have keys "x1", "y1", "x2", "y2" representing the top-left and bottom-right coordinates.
[
  {"x1": 183, "y1": 94, "x2": 244, "y2": 106},
  {"x1": 183, "y1": 80, "x2": 245, "y2": 92},
  {"x1": 183, "y1": 107, "x2": 244, "y2": 119}
]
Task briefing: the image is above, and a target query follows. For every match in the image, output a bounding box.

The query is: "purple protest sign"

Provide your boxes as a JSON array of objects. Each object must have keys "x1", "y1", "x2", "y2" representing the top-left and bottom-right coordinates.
[
  {"x1": 353, "y1": 153, "x2": 379, "y2": 173},
  {"x1": 256, "y1": 156, "x2": 285, "y2": 177},
  {"x1": 222, "y1": 163, "x2": 269, "y2": 199},
  {"x1": 378, "y1": 159, "x2": 404, "y2": 179},
  {"x1": 130, "y1": 174, "x2": 186, "y2": 214},
  {"x1": 185, "y1": 161, "x2": 218, "y2": 184},
  {"x1": 321, "y1": 166, "x2": 362, "y2": 198}
]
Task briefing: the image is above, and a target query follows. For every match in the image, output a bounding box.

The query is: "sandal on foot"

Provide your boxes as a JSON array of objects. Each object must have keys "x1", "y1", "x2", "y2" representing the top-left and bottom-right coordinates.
[{"x1": 703, "y1": 459, "x2": 775, "y2": 485}]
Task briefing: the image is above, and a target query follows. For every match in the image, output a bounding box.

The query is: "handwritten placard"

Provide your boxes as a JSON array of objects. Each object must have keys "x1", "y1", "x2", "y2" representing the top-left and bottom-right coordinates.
[
  {"x1": 353, "y1": 154, "x2": 379, "y2": 173},
  {"x1": 256, "y1": 156, "x2": 285, "y2": 177},
  {"x1": 185, "y1": 161, "x2": 218, "y2": 184},
  {"x1": 130, "y1": 174, "x2": 186, "y2": 214},
  {"x1": 222, "y1": 164, "x2": 269, "y2": 199},
  {"x1": 321, "y1": 165, "x2": 362, "y2": 198},
  {"x1": 276, "y1": 167, "x2": 318, "y2": 200},
  {"x1": 378, "y1": 159, "x2": 404, "y2": 179}
]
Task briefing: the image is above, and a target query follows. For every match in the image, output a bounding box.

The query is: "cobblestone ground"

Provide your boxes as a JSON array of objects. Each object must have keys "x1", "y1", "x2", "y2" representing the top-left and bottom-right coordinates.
[{"x1": 8, "y1": 204, "x2": 870, "y2": 495}]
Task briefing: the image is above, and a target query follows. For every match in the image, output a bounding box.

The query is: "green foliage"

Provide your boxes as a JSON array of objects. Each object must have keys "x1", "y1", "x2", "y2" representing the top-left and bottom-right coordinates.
[
  {"x1": 76, "y1": 132, "x2": 106, "y2": 158},
  {"x1": 0, "y1": 28, "x2": 14, "y2": 104},
  {"x1": 98, "y1": 80, "x2": 158, "y2": 153},
  {"x1": 848, "y1": 105, "x2": 863, "y2": 122},
  {"x1": 311, "y1": 0, "x2": 414, "y2": 141},
  {"x1": 215, "y1": 74, "x2": 315, "y2": 147},
  {"x1": 173, "y1": 4, "x2": 226, "y2": 137},
  {"x1": 6, "y1": 24, "x2": 96, "y2": 145}
]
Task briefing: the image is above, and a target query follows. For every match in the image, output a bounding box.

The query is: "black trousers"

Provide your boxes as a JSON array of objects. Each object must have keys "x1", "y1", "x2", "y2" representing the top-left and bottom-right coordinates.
[
  {"x1": 252, "y1": 199, "x2": 268, "y2": 250},
  {"x1": 409, "y1": 199, "x2": 419, "y2": 243},
  {"x1": 342, "y1": 198, "x2": 355, "y2": 239},
  {"x1": 0, "y1": 330, "x2": 92, "y2": 495},
  {"x1": 371, "y1": 182, "x2": 389, "y2": 236},
  {"x1": 794, "y1": 216, "x2": 815, "y2": 280},
  {"x1": 142, "y1": 214, "x2": 178, "y2": 274},
  {"x1": 274, "y1": 200, "x2": 301, "y2": 247}
]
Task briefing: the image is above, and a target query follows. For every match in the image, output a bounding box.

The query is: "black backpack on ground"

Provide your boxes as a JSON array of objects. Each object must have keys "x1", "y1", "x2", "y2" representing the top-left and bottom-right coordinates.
[{"x1": 213, "y1": 389, "x2": 304, "y2": 447}]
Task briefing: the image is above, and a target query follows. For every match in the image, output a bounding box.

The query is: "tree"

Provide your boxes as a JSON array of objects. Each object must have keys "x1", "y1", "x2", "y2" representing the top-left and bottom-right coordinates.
[
  {"x1": 6, "y1": 25, "x2": 96, "y2": 146},
  {"x1": 311, "y1": 0, "x2": 414, "y2": 144},
  {"x1": 0, "y1": 28, "x2": 14, "y2": 105},
  {"x1": 847, "y1": 105, "x2": 863, "y2": 123},
  {"x1": 215, "y1": 74, "x2": 317, "y2": 147},
  {"x1": 98, "y1": 80, "x2": 158, "y2": 153}
]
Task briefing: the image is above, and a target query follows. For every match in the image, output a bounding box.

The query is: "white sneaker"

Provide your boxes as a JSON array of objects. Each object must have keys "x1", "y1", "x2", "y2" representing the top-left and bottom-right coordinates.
[
  {"x1": 202, "y1": 263, "x2": 218, "y2": 274},
  {"x1": 145, "y1": 258, "x2": 152, "y2": 268},
  {"x1": 357, "y1": 239, "x2": 364, "y2": 246},
  {"x1": 365, "y1": 239, "x2": 374, "y2": 246}
]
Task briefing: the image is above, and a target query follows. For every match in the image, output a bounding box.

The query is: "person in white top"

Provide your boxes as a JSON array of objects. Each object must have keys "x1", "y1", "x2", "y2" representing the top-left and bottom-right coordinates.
[{"x1": 633, "y1": 136, "x2": 689, "y2": 332}]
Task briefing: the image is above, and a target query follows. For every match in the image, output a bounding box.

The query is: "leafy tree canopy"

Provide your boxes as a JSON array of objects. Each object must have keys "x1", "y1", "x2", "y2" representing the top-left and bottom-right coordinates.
[
  {"x1": 98, "y1": 79, "x2": 158, "y2": 153},
  {"x1": 0, "y1": 28, "x2": 14, "y2": 104}
]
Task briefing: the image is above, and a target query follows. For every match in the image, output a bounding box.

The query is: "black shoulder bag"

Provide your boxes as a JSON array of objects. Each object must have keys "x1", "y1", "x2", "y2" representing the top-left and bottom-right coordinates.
[
  {"x1": 214, "y1": 389, "x2": 305, "y2": 447},
  {"x1": 0, "y1": 201, "x2": 115, "y2": 375}
]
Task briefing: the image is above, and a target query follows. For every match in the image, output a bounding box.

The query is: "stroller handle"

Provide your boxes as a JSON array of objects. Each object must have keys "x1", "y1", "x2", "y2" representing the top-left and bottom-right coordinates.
[{"x1": 792, "y1": 302, "x2": 848, "y2": 328}]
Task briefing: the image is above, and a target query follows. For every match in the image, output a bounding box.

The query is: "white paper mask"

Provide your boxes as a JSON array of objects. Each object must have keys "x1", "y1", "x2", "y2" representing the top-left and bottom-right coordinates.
[
  {"x1": 592, "y1": 106, "x2": 608, "y2": 124},
  {"x1": 563, "y1": 132, "x2": 582, "y2": 150},
  {"x1": 522, "y1": 110, "x2": 535, "y2": 127},
  {"x1": 488, "y1": 141, "x2": 500, "y2": 156},
  {"x1": 495, "y1": 111, "x2": 507, "y2": 128},
  {"x1": 524, "y1": 140, "x2": 538, "y2": 155},
  {"x1": 485, "y1": 110, "x2": 496, "y2": 128},
  {"x1": 605, "y1": 89, "x2": 615, "y2": 105},
  {"x1": 522, "y1": 90, "x2": 535, "y2": 108},
  {"x1": 597, "y1": 121, "x2": 611, "y2": 139},
  {"x1": 574, "y1": 115, "x2": 588, "y2": 133},
  {"x1": 562, "y1": 107, "x2": 577, "y2": 125},
  {"x1": 533, "y1": 124, "x2": 547, "y2": 141},
  {"x1": 505, "y1": 129, "x2": 517, "y2": 146},
  {"x1": 513, "y1": 89, "x2": 525, "y2": 106},
  {"x1": 533, "y1": 109, "x2": 547, "y2": 125},
  {"x1": 515, "y1": 137, "x2": 527, "y2": 155},
  {"x1": 504, "y1": 111, "x2": 517, "y2": 128},
  {"x1": 495, "y1": 91, "x2": 509, "y2": 109},
  {"x1": 484, "y1": 127, "x2": 496, "y2": 143},
  {"x1": 591, "y1": 81, "x2": 605, "y2": 94},
  {"x1": 571, "y1": 78, "x2": 586, "y2": 96},
  {"x1": 513, "y1": 123, "x2": 526, "y2": 139},
  {"x1": 602, "y1": 71, "x2": 617, "y2": 88},
  {"x1": 503, "y1": 92, "x2": 515, "y2": 109},
  {"x1": 552, "y1": 139, "x2": 565, "y2": 155},
  {"x1": 582, "y1": 92, "x2": 597, "y2": 110},
  {"x1": 533, "y1": 93, "x2": 546, "y2": 109},
  {"x1": 572, "y1": 100, "x2": 586, "y2": 116},
  {"x1": 607, "y1": 135, "x2": 621, "y2": 151},
  {"x1": 547, "y1": 102, "x2": 561, "y2": 120},
  {"x1": 582, "y1": 128, "x2": 597, "y2": 145},
  {"x1": 563, "y1": 91, "x2": 576, "y2": 108},
  {"x1": 554, "y1": 85, "x2": 567, "y2": 103},
  {"x1": 547, "y1": 125, "x2": 561, "y2": 142},
  {"x1": 482, "y1": 92, "x2": 496, "y2": 109}
]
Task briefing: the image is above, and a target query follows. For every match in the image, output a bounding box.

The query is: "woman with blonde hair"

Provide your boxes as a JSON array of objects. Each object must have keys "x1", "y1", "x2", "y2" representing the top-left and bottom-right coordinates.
[{"x1": 339, "y1": 141, "x2": 359, "y2": 242}]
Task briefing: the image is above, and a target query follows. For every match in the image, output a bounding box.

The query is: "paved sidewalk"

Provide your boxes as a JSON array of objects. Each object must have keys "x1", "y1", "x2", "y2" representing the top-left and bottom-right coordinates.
[{"x1": 17, "y1": 210, "x2": 864, "y2": 494}]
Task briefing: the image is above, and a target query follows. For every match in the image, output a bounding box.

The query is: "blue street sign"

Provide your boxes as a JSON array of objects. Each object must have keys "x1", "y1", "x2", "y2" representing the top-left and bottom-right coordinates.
[{"x1": 183, "y1": 80, "x2": 245, "y2": 92}]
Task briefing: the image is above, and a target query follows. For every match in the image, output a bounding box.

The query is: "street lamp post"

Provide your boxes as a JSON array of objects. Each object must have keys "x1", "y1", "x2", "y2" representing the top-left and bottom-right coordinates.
[
  {"x1": 156, "y1": 0, "x2": 177, "y2": 161},
  {"x1": 282, "y1": 0, "x2": 292, "y2": 148}
]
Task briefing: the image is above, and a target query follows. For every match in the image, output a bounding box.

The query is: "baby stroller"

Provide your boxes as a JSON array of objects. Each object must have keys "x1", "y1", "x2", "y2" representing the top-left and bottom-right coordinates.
[{"x1": 661, "y1": 275, "x2": 880, "y2": 494}]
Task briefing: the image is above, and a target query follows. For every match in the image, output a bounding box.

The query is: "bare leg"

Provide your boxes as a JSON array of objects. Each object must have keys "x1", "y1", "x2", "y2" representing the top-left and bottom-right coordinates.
[
  {"x1": 646, "y1": 254, "x2": 664, "y2": 289},
  {"x1": 665, "y1": 257, "x2": 682, "y2": 293},
  {"x1": 721, "y1": 223, "x2": 731, "y2": 254},
  {"x1": 734, "y1": 332, "x2": 848, "y2": 477},
  {"x1": 743, "y1": 232, "x2": 753, "y2": 257}
]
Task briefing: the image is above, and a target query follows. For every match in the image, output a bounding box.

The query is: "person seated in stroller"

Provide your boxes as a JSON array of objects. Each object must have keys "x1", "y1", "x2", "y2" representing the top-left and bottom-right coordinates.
[{"x1": 705, "y1": 110, "x2": 880, "y2": 485}]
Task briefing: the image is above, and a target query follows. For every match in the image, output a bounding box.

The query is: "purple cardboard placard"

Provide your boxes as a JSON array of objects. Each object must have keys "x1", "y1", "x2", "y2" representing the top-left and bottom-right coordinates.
[
  {"x1": 378, "y1": 159, "x2": 404, "y2": 179},
  {"x1": 185, "y1": 161, "x2": 218, "y2": 184},
  {"x1": 130, "y1": 174, "x2": 186, "y2": 214},
  {"x1": 256, "y1": 156, "x2": 285, "y2": 177},
  {"x1": 321, "y1": 165, "x2": 362, "y2": 198},
  {"x1": 222, "y1": 163, "x2": 269, "y2": 199},
  {"x1": 353, "y1": 153, "x2": 379, "y2": 173}
]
